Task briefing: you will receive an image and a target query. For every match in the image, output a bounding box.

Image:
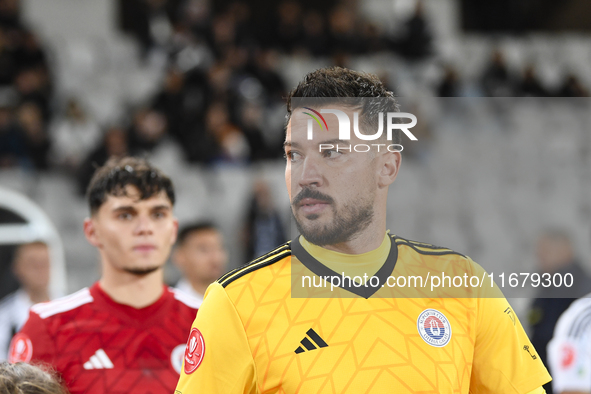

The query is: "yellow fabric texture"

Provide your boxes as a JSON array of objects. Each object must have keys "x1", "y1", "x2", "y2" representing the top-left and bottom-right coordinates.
[
  {"x1": 175, "y1": 235, "x2": 552, "y2": 394},
  {"x1": 299, "y1": 233, "x2": 390, "y2": 282}
]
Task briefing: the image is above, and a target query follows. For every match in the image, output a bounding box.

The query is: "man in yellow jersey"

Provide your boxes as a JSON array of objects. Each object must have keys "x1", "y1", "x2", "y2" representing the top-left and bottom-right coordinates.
[{"x1": 175, "y1": 67, "x2": 552, "y2": 393}]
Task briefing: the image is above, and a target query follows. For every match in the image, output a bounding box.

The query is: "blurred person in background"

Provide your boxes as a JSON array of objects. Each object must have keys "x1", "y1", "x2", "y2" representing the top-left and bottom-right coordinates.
[
  {"x1": 557, "y1": 73, "x2": 589, "y2": 97},
  {"x1": 76, "y1": 125, "x2": 129, "y2": 195},
  {"x1": 49, "y1": 98, "x2": 102, "y2": 172},
  {"x1": 481, "y1": 48, "x2": 515, "y2": 97},
  {"x1": 127, "y1": 107, "x2": 169, "y2": 154},
  {"x1": 546, "y1": 228, "x2": 591, "y2": 394},
  {"x1": 517, "y1": 65, "x2": 548, "y2": 97},
  {"x1": 0, "y1": 362, "x2": 68, "y2": 394},
  {"x1": 9, "y1": 157, "x2": 198, "y2": 394},
  {"x1": 436, "y1": 65, "x2": 462, "y2": 97},
  {"x1": 16, "y1": 101, "x2": 50, "y2": 170},
  {"x1": 0, "y1": 241, "x2": 51, "y2": 361},
  {"x1": 528, "y1": 228, "x2": 591, "y2": 394},
  {"x1": 173, "y1": 222, "x2": 228, "y2": 307},
  {"x1": 393, "y1": 0, "x2": 433, "y2": 60},
  {"x1": 243, "y1": 179, "x2": 286, "y2": 261}
]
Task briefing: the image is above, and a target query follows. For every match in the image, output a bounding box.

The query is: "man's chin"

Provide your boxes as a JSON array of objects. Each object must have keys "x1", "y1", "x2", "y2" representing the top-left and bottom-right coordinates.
[{"x1": 122, "y1": 265, "x2": 161, "y2": 276}]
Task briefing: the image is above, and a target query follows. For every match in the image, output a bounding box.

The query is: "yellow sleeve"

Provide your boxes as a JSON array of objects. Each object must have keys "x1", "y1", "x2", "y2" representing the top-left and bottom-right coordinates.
[
  {"x1": 525, "y1": 388, "x2": 546, "y2": 394},
  {"x1": 470, "y1": 293, "x2": 552, "y2": 393},
  {"x1": 175, "y1": 282, "x2": 258, "y2": 394}
]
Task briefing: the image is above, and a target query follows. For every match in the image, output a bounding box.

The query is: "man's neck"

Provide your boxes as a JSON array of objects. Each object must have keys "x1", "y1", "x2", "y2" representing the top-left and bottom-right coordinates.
[
  {"x1": 99, "y1": 269, "x2": 164, "y2": 309},
  {"x1": 26, "y1": 288, "x2": 50, "y2": 304},
  {"x1": 189, "y1": 280, "x2": 209, "y2": 297},
  {"x1": 320, "y1": 223, "x2": 386, "y2": 255}
]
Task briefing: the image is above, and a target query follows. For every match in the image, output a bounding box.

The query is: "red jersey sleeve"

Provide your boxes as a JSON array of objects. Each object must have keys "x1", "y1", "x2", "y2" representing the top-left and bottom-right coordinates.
[{"x1": 8, "y1": 310, "x2": 56, "y2": 365}]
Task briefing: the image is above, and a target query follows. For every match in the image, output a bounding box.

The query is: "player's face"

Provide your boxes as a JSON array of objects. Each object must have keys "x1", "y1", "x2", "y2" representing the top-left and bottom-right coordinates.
[
  {"x1": 13, "y1": 243, "x2": 51, "y2": 292},
  {"x1": 175, "y1": 230, "x2": 228, "y2": 284},
  {"x1": 285, "y1": 107, "x2": 380, "y2": 245},
  {"x1": 84, "y1": 187, "x2": 178, "y2": 276}
]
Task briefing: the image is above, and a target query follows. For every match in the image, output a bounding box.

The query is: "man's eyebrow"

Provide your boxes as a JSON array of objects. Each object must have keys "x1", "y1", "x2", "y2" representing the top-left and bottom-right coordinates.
[
  {"x1": 319, "y1": 139, "x2": 351, "y2": 146},
  {"x1": 112, "y1": 206, "x2": 137, "y2": 213},
  {"x1": 150, "y1": 205, "x2": 171, "y2": 211},
  {"x1": 283, "y1": 141, "x2": 299, "y2": 149}
]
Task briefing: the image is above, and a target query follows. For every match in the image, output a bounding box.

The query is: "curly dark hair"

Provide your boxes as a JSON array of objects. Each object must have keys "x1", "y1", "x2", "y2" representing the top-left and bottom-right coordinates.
[
  {"x1": 0, "y1": 362, "x2": 69, "y2": 394},
  {"x1": 286, "y1": 67, "x2": 401, "y2": 143},
  {"x1": 86, "y1": 156, "x2": 175, "y2": 214}
]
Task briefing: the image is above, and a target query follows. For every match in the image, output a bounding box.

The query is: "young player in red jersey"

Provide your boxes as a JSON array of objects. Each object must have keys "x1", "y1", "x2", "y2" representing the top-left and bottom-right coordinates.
[{"x1": 8, "y1": 157, "x2": 199, "y2": 394}]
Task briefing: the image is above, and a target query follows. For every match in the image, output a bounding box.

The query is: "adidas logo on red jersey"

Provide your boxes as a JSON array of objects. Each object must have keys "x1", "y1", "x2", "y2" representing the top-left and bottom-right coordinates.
[{"x1": 83, "y1": 349, "x2": 114, "y2": 370}]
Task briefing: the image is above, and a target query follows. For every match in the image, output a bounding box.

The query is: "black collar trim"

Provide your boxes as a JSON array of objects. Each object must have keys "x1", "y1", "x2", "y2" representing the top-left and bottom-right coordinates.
[{"x1": 291, "y1": 236, "x2": 398, "y2": 299}]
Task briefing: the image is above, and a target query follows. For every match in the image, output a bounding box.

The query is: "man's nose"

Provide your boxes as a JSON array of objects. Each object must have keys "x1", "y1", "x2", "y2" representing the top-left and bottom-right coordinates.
[
  {"x1": 134, "y1": 215, "x2": 154, "y2": 235},
  {"x1": 297, "y1": 157, "x2": 323, "y2": 188}
]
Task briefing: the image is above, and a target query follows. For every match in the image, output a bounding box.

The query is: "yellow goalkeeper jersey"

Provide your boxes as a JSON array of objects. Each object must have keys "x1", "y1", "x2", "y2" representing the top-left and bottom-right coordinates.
[{"x1": 175, "y1": 234, "x2": 551, "y2": 394}]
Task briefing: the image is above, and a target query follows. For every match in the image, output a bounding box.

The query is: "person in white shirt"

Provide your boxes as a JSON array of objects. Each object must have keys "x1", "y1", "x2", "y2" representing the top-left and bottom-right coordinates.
[
  {"x1": 0, "y1": 241, "x2": 51, "y2": 360},
  {"x1": 173, "y1": 223, "x2": 228, "y2": 307}
]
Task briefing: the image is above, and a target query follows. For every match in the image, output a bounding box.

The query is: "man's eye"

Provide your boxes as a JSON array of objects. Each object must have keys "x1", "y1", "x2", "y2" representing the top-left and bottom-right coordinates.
[
  {"x1": 153, "y1": 212, "x2": 165, "y2": 219},
  {"x1": 118, "y1": 213, "x2": 132, "y2": 220},
  {"x1": 285, "y1": 151, "x2": 302, "y2": 162},
  {"x1": 323, "y1": 150, "x2": 342, "y2": 159}
]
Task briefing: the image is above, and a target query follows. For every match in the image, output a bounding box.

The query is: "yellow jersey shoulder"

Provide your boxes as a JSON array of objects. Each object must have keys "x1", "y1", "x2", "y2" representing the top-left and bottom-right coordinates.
[
  {"x1": 391, "y1": 234, "x2": 467, "y2": 258},
  {"x1": 217, "y1": 242, "x2": 292, "y2": 288}
]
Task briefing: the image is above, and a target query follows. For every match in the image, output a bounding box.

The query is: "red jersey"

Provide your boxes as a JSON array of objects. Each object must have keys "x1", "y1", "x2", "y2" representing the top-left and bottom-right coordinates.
[{"x1": 8, "y1": 283, "x2": 198, "y2": 394}]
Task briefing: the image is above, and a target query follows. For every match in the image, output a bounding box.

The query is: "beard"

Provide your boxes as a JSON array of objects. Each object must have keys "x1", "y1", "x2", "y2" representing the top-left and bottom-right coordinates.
[
  {"x1": 123, "y1": 265, "x2": 161, "y2": 276},
  {"x1": 292, "y1": 188, "x2": 374, "y2": 246}
]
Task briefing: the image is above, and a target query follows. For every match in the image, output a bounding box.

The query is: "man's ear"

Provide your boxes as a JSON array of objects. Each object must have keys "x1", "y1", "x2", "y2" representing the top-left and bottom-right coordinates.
[
  {"x1": 171, "y1": 218, "x2": 179, "y2": 245},
  {"x1": 377, "y1": 151, "x2": 401, "y2": 188},
  {"x1": 83, "y1": 218, "x2": 101, "y2": 248}
]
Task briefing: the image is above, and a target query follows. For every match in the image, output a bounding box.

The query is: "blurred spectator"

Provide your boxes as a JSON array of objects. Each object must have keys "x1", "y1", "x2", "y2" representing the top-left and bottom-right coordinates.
[
  {"x1": 273, "y1": 0, "x2": 303, "y2": 54},
  {"x1": 14, "y1": 67, "x2": 51, "y2": 120},
  {"x1": 0, "y1": 362, "x2": 68, "y2": 394},
  {"x1": 118, "y1": 0, "x2": 182, "y2": 56},
  {"x1": 238, "y1": 101, "x2": 272, "y2": 161},
  {"x1": 481, "y1": 49, "x2": 515, "y2": 96},
  {"x1": 246, "y1": 49, "x2": 286, "y2": 102},
  {"x1": 328, "y1": 6, "x2": 361, "y2": 56},
  {"x1": 0, "y1": 98, "x2": 27, "y2": 168},
  {"x1": 393, "y1": 0, "x2": 433, "y2": 60},
  {"x1": 528, "y1": 229, "x2": 591, "y2": 394},
  {"x1": 557, "y1": 73, "x2": 589, "y2": 97},
  {"x1": 49, "y1": 98, "x2": 102, "y2": 172},
  {"x1": 517, "y1": 65, "x2": 547, "y2": 97},
  {"x1": 13, "y1": 31, "x2": 47, "y2": 72},
  {"x1": 0, "y1": 29, "x2": 17, "y2": 86},
  {"x1": 0, "y1": 0, "x2": 21, "y2": 30},
  {"x1": 243, "y1": 180, "x2": 286, "y2": 261},
  {"x1": 437, "y1": 65, "x2": 461, "y2": 97},
  {"x1": 299, "y1": 11, "x2": 328, "y2": 57},
  {"x1": 0, "y1": 241, "x2": 51, "y2": 361},
  {"x1": 127, "y1": 108, "x2": 169, "y2": 154},
  {"x1": 205, "y1": 101, "x2": 249, "y2": 164},
  {"x1": 76, "y1": 126, "x2": 128, "y2": 195},
  {"x1": 173, "y1": 222, "x2": 228, "y2": 307},
  {"x1": 17, "y1": 101, "x2": 49, "y2": 170}
]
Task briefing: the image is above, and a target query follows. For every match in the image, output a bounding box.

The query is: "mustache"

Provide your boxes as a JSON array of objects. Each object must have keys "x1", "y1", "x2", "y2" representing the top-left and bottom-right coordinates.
[{"x1": 292, "y1": 188, "x2": 334, "y2": 207}]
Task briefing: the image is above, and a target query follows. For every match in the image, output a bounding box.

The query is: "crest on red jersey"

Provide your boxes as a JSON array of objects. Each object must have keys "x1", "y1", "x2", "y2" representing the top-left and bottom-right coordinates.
[
  {"x1": 183, "y1": 328, "x2": 205, "y2": 374},
  {"x1": 9, "y1": 333, "x2": 33, "y2": 363},
  {"x1": 561, "y1": 343, "x2": 576, "y2": 369}
]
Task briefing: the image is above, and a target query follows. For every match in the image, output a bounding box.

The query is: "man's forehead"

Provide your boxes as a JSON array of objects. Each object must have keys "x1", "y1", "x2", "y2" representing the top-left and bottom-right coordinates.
[{"x1": 103, "y1": 187, "x2": 172, "y2": 209}]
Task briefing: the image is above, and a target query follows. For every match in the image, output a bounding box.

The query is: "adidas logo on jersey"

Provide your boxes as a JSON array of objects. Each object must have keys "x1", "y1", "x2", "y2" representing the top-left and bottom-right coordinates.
[
  {"x1": 83, "y1": 349, "x2": 114, "y2": 370},
  {"x1": 294, "y1": 329, "x2": 328, "y2": 354}
]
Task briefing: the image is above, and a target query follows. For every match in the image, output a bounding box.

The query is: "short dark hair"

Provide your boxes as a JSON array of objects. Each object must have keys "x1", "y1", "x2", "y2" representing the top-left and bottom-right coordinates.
[
  {"x1": 0, "y1": 362, "x2": 68, "y2": 394},
  {"x1": 286, "y1": 67, "x2": 401, "y2": 144},
  {"x1": 177, "y1": 222, "x2": 219, "y2": 246},
  {"x1": 87, "y1": 157, "x2": 175, "y2": 214}
]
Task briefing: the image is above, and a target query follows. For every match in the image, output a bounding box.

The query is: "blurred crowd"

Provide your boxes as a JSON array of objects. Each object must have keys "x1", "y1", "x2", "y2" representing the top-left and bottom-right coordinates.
[{"x1": 0, "y1": 0, "x2": 590, "y2": 190}]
